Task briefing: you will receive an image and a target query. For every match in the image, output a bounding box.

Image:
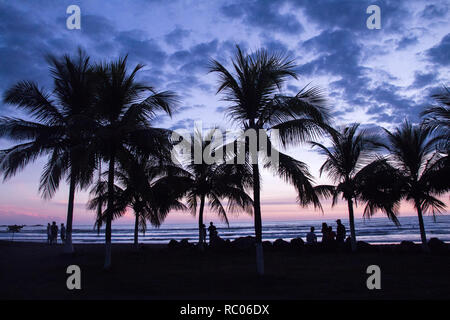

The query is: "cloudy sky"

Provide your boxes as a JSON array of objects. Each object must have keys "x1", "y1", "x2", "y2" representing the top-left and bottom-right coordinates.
[{"x1": 0, "y1": 0, "x2": 448, "y2": 225}]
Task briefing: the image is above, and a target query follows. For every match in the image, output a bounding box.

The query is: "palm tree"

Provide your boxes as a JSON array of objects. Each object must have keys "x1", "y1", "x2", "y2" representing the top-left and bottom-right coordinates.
[
  {"x1": 312, "y1": 124, "x2": 402, "y2": 251},
  {"x1": 169, "y1": 129, "x2": 253, "y2": 250},
  {"x1": 0, "y1": 50, "x2": 98, "y2": 253},
  {"x1": 209, "y1": 46, "x2": 329, "y2": 275},
  {"x1": 93, "y1": 56, "x2": 177, "y2": 269},
  {"x1": 88, "y1": 154, "x2": 186, "y2": 249},
  {"x1": 422, "y1": 86, "x2": 450, "y2": 132},
  {"x1": 380, "y1": 121, "x2": 449, "y2": 251},
  {"x1": 421, "y1": 86, "x2": 450, "y2": 152},
  {"x1": 94, "y1": 156, "x2": 103, "y2": 236}
]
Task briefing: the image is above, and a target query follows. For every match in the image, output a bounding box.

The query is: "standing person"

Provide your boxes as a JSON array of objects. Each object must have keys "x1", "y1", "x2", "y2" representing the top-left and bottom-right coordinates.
[
  {"x1": 60, "y1": 223, "x2": 66, "y2": 244},
  {"x1": 306, "y1": 226, "x2": 317, "y2": 245},
  {"x1": 200, "y1": 224, "x2": 207, "y2": 244},
  {"x1": 47, "y1": 223, "x2": 51, "y2": 244},
  {"x1": 321, "y1": 223, "x2": 329, "y2": 243},
  {"x1": 51, "y1": 221, "x2": 58, "y2": 244},
  {"x1": 208, "y1": 222, "x2": 217, "y2": 244},
  {"x1": 336, "y1": 219, "x2": 346, "y2": 244},
  {"x1": 328, "y1": 226, "x2": 336, "y2": 242}
]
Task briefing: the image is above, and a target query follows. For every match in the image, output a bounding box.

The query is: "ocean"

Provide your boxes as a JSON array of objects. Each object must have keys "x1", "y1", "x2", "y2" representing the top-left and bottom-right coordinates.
[{"x1": 1, "y1": 215, "x2": 449, "y2": 244}]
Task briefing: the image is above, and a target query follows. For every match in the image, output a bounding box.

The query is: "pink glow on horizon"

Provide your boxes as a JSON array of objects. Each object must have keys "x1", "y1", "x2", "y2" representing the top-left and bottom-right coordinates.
[
  {"x1": 1, "y1": 196, "x2": 448, "y2": 225},
  {"x1": 0, "y1": 157, "x2": 448, "y2": 225}
]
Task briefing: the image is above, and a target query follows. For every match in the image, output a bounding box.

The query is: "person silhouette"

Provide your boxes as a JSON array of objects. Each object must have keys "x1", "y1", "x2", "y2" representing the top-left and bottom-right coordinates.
[
  {"x1": 47, "y1": 223, "x2": 51, "y2": 244},
  {"x1": 51, "y1": 221, "x2": 58, "y2": 244},
  {"x1": 321, "y1": 223, "x2": 328, "y2": 243},
  {"x1": 200, "y1": 223, "x2": 207, "y2": 244},
  {"x1": 306, "y1": 226, "x2": 317, "y2": 244},
  {"x1": 328, "y1": 226, "x2": 336, "y2": 242},
  {"x1": 207, "y1": 222, "x2": 217, "y2": 244},
  {"x1": 60, "y1": 223, "x2": 66, "y2": 244},
  {"x1": 336, "y1": 219, "x2": 346, "y2": 244}
]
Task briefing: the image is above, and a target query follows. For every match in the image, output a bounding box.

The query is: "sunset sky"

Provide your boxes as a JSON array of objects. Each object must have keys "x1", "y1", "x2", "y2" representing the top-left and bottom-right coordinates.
[{"x1": 0, "y1": 0, "x2": 448, "y2": 225}]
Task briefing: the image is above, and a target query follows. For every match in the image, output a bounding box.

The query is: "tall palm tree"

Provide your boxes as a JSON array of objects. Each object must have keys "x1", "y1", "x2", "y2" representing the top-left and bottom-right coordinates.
[
  {"x1": 0, "y1": 50, "x2": 98, "y2": 253},
  {"x1": 94, "y1": 156, "x2": 103, "y2": 236},
  {"x1": 93, "y1": 56, "x2": 177, "y2": 269},
  {"x1": 88, "y1": 154, "x2": 186, "y2": 249},
  {"x1": 312, "y1": 124, "x2": 402, "y2": 251},
  {"x1": 209, "y1": 46, "x2": 329, "y2": 275},
  {"x1": 380, "y1": 121, "x2": 449, "y2": 251},
  {"x1": 422, "y1": 86, "x2": 450, "y2": 132},
  {"x1": 421, "y1": 86, "x2": 450, "y2": 152},
  {"x1": 169, "y1": 129, "x2": 253, "y2": 250}
]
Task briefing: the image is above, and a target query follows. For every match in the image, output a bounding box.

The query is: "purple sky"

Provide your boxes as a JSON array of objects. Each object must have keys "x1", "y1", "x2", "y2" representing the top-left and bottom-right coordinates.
[{"x1": 0, "y1": 0, "x2": 448, "y2": 225}]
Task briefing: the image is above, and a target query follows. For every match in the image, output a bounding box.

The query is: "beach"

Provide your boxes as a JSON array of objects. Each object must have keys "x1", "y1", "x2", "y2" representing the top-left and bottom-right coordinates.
[
  {"x1": 2, "y1": 216, "x2": 449, "y2": 244},
  {"x1": 1, "y1": 240, "x2": 449, "y2": 300}
]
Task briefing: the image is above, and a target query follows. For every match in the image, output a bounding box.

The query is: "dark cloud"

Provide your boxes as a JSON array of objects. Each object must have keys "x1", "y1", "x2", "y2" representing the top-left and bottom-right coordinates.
[
  {"x1": 0, "y1": 2, "x2": 73, "y2": 111},
  {"x1": 426, "y1": 33, "x2": 450, "y2": 66},
  {"x1": 409, "y1": 71, "x2": 438, "y2": 89},
  {"x1": 80, "y1": 14, "x2": 117, "y2": 37},
  {"x1": 221, "y1": 0, "x2": 303, "y2": 35},
  {"x1": 298, "y1": 29, "x2": 367, "y2": 78},
  {"x1": 366, "y1": 83, "x2": 422, "y2": 123},
  {"x1": 358, "y1": 123, "x2": 387, "y2": 136},
  {"x1": 169, "y1": 118, "x2": 198, "y2": 131},
  {"x1": 291, "y1": 0, "x2": 368, "y2": 31},
  {"x1": 0, "y1": 0, "x2": 447, "y2": 130},
  {"x1": 115, "y1": 30, "x2": 167, "y2": 67},
  {"x1": 296, "y1": 27, "x2": 429, "y2": 125},
  {"x1": 261, "y1": 38, "x2": 291, "y2": 55},
  {"x1": 164, "y1": 26, "x2": 191, "y2": 48},
  {"x1": 396, "y1": 35, "x2": 418, "y2": 50},
  {"x1": 165, "y1": 39, "x2": 244, "y2": 94},
  {"x1": 289, "y1": 0, "x2": 410, "y2": 34},
  {"x1": 170, "y1": 39, "x2": 219, "y2": 73},
  {"x1": 420, "y1": 3, "x2": 449, "y2": 19},
  {"x1": 296, "y1": 29, "x2": 375, "y2": 120}
]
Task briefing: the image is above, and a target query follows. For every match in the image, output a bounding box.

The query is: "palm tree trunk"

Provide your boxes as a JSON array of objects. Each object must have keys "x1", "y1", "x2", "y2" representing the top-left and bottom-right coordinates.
[
  {"x1": 104, "y1": 154, "x2": 115, "y2": 270},
  {"x1": 347, "y1": 198, "x2": 357, "y2": 252},
  {"x1": 134, "y1": 212, "x2": 139, "y2": 249},
  {"x1": 96, "y1": 158, "x2": 102, "y2": 236},
  {"x1": 198, "y1": 195, "x2": 205, "y2": 250},
  {"x1": 252, "y1": 162, "x2": 264, "y2": 276},
  {"x1": 415, "y1": 199, "x2": 429, "y2": 252},
  {"x1": 64, "y1": 173, "x2": 76, "y2": 253}
]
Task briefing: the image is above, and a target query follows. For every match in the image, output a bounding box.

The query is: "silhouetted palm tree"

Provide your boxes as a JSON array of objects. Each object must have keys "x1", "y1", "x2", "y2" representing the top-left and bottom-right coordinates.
[
  {"x1": 312, "y1": 124, "x2": 402, "y2": 251},
  {"x1": 88, "y1": 154, "x2": 186, "y2": 249},
  {"x1": 421, "y1": 86, "x2": 450, "y2": 152},
  {"x1": 93, "y1": 56, "x2": 177, "y2": 269},
  {"x1": 0, "y1": 50, "x2": 98, "y2": 253},
  {"x1": 209, "y1": 46, "x2": 329, "y2": 274},
  {"x1": 94, "y1": 156, "x2": 103, "y2": 236},
  {"x1": 167, "y1": 129, "x2": 253, "y2": 250},
  {"x1": 380, "y1": 121, "x2": 449, "y2": 251},
  {"x1": 422, "y1": 86, "x2": 450, "y2": 131}
]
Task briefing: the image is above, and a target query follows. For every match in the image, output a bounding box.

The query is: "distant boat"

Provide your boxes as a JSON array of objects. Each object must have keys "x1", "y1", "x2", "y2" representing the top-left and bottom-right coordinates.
[
  {"x1": 7, "y1": 225, "x2": 25, "y2": 232},
  {"x1": 6, "y1": 225, "x2": 25, "y2": 241}
]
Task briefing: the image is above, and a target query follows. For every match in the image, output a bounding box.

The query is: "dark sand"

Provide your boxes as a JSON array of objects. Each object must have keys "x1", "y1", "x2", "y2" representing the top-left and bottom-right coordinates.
[{"x1": 1, "y1": 240, "x2": 449, "y2": 300}]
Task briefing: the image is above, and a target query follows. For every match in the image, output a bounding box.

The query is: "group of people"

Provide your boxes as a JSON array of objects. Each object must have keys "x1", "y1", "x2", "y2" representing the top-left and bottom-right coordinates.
[
  {"x1": 202, "y1": 221, "x2": 346, "y2": 247},
  {"x1": 43, "y1": 220, "x2": 346, "y2": 246},
  {"x1": 200, "y1": 222, "x2": 219, "y2": 245},
  {"x1": 306, "y1": 219, "x2": 347, "y2": 245},
  {"x1": 47, "y1": 221, "x2": 66, "y2": 245}
]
